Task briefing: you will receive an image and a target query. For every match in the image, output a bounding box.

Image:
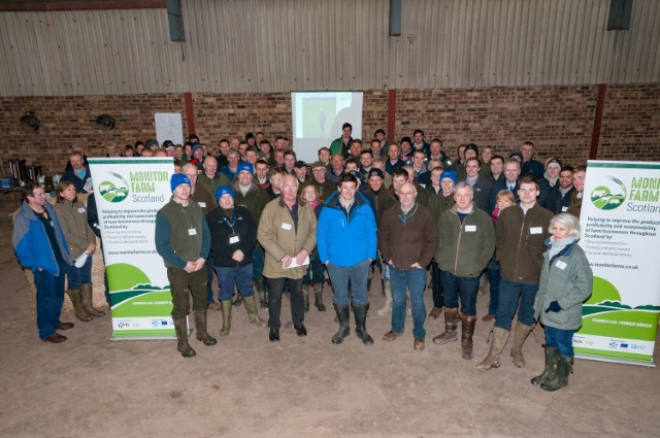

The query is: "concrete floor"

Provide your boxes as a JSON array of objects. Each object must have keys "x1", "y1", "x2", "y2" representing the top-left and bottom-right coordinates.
[{"x1": 1, "y1": 195, "x2": 659, "y2": 438}]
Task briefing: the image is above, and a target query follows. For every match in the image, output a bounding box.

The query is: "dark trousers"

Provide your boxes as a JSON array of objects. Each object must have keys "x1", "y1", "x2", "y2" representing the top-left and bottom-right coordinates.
[
  {"x1": 431, "y1": 261, "x2": 445, "y2": 308},
  {"x1": 267, "y1": 277, "x2": 304, "y2": 329},
  {"x1": 34, "y1": 261, "x2": 68, "y2": 339},
  {"x1": 167, "y1": 267, "x2": 207, "y2": 320}
]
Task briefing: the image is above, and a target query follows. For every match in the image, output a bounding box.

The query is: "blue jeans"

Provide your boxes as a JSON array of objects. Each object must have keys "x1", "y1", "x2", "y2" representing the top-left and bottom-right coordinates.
[
  {"x1": 494, "y1": 278, "x2": 539, "y2": 331},
  {"x1": 441, "y1": 271, "x2": 479, "y2": 316},
  {"x1": 67, "y1": 255, "x2": 92, "y2": 290},
  {"x1": 252, "y1": 249, "x2": 265, "y2": 278},
  {"x1": 34, "y1": 261, "x2": 68, "y2": 339},
  {"x1": 215, "y1": 263, "x2": 254, "y2": 301},
  {"x1": 390, "y1": 266, "x2": 427, "y2": 339},
  {"x1": 486, "y1": 265, "x2": 500, "y2": 315},
  {"x1": 327, "y1": 258, "x2": 370, "y2": 306},
  {"x1": 431, "y1": 261, "x2": 444, "y2": 308},
  {"x1": 545, "y1": 326, "x2": 575, "y2": 357}
]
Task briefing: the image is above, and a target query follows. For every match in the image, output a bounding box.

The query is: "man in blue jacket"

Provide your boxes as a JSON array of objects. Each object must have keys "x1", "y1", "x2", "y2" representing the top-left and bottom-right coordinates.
[
  {"x1": 13, "y1": 182, "x2": 74, "y2": 343},
  {"x1": 317, "y1": 173, "x2": 378, "y2": 345}
]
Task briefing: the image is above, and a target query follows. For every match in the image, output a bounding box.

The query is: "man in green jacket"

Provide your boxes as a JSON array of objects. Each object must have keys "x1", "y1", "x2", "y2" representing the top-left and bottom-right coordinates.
[
  {"x1": 329, "y1": 122, "x2": 353, "y2": 158},
  {"x1": 197, "y1": 156, "x2": 232, "y2": 203},
  {"x1": 432, "y1": 182, "x2": 495, "y2": 360},
  {"x1": 155, "y1": 174, "x2": 217, "y2": 358}
]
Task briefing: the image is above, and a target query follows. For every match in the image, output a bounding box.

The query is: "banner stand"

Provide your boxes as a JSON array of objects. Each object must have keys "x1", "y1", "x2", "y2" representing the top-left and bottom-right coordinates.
[
  {"x1": 575, "y1": 160, "x2": 660, "y2": 366},
  {"x1": 89, "y1": 158, "x2": 177, "y2": 340}
]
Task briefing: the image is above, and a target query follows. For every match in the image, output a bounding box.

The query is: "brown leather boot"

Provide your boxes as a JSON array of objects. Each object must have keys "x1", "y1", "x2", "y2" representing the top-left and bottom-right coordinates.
[
  {"x1": 432, "y1": 308, "x2": 459, "y2": 344},
  {"x1": 461, "y1": 315, "x2": 477, "y2": 360},
  {"x1": 67, "y1": 288, "x2": 93, "y2": 322}
]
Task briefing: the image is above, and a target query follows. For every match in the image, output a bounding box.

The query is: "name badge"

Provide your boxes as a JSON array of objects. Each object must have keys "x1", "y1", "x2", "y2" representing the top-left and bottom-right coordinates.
[
  {"x1": 561, "y1": 206, "x2": 568, "y2": 212},
  {"x1": 555, "y1": 260, "x2": 567, "y2": 270},
  {"x1": 198, "y1": 202, "x2": 206, "y2": 208},
  {"x1": 188, "y1": 228, "x2": 197, "y2": 236},
  {"x1": 78, "y1": 207, "x2": 86, "y2": 214},
  {"x1": 229, "y1": 235, "x2": 240, "y2": 244},
  {"x1": 465, "y1": 225, "x2": 477, "y2": 232},
  {"x1": 281, "y1": 223, "x2": 292, "y2": 230},
  {"x1": 530, "y1": 227, "x2": 543, "y2": 235}
]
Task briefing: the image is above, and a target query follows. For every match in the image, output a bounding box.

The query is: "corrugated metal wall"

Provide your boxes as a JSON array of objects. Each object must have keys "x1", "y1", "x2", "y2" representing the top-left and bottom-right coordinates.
[{"x1": 1, "y1": 0, "x2": 658, "y2": 96}]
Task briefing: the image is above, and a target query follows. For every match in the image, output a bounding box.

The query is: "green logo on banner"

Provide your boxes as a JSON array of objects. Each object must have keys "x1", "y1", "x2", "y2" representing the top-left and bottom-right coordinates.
[
  {"x1": 99, "y1": 172, "x2": 129, "y2": 203},
  {"x1": 591, "y1": 176, "x2": 626, "y2": 210}
]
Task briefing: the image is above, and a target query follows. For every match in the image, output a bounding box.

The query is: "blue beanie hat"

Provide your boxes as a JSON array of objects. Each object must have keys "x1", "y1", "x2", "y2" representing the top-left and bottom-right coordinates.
[
  {"x1": 215, "y1": 185, "x2": 235, "y2": 201},
  {"x1": 170, "y1": 174, "x2": 192, "y2": 193},
  {"x1": 191, "y1": 142, "x2": 203, "y2": 153},
  {"x1": 237, "y1": 162, "x2": 254, "y2": 175},
  {"x1": 440, "y1": 170, "x2": 457, "y2": 185}
]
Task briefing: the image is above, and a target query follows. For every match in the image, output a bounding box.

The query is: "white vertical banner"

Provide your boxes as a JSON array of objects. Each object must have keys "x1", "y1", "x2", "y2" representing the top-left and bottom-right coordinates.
[
  {"x1": 575, "y1": 160, "x2": 660, "y2": 366},
  {"x1": 88, "y1": 158, "x2": 176, "y2": 340}
]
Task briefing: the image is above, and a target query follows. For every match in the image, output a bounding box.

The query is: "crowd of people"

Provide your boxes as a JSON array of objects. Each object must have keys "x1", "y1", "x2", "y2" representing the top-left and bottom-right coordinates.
[{"x1": 12, "y1": 123, "x2": 593, "y2": 392}]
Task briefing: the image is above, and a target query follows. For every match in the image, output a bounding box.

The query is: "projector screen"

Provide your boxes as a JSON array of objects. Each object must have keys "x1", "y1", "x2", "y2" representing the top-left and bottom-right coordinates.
[{"x1": 291, "y1": 92, "x2": 363, "y2": 163}]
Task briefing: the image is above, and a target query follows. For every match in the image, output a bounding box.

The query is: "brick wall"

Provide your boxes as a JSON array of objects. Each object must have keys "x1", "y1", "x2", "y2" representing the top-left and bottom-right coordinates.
[
  {"x1": 394, "y1": 86, "x2": 598, "y2": 167},
  {"x1": 0, "y1": 94, "x2": 187, "y2": 175},
  {"x1": 1, "y1": 85, "x2": 657, "y2": 176},
  {"x1": 599, "y1": 84, "x2": 660, "y2": 162}
]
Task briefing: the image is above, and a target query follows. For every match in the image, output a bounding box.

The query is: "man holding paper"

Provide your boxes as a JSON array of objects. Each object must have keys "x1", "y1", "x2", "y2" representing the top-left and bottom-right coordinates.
[
  {"x1": 317, "y1": 173, "x2": 378, "y2": 346},
  {"x1": 477, "y1": 176, "x2": 553, "y2": 371},
  {"x1": 257, "y1": 175, "x2": 317, "y2": 342}
]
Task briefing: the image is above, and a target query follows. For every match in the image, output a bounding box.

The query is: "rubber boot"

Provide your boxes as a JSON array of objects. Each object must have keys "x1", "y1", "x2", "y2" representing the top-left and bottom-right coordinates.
[
  {"x1": 377, "y1": 280, "x2": 392, "y2": 316},
  {"x1": 243, "y1": 295, "x2": 267, "y2": 327},
  {"x1": 332, "y1": 305, "x2": 350, "y2": 344},
  {"x1": 353, "y1": 305, "x2": 374, "y2": 345},
  {"x1": 302, "y1": 282, "x2": 310, "y2": 312},
  {"x1": 67, "y1": 288, "x2": 93, "y2": 322},
  {"x1": 541, "y1": 355, "x2": 572, "y2": 391},
  {"x1": 232, "y1": 290, "x2": 243, "y2": 307},
  {"x1": 461, "y1": 315, "x2": 477, "y2": 360},
  {"x1": 220, "y1": 300, "x2": 232, "y2": 336},
  {"x1": 476, "y1": 327, "x2": 510, "y2": 370},
  {"x1": 432, "y1": 308, "x2": 459, "y2": 344},
  {"x1": 531, "y1": 347, "x2": 558, "y2": 386},
  {"x1": 193, "y1": 310, "x2": 217, "y2": 346},
  {"x1": 314, "y1": 283, "x2": 326, "y2": 311},
  {"x1": 80, "y1": 283, "x2": 105, "y2": 317},
  {"x1": 511, "y1": 321, "x2": 534, "y2": 368},
  {"x1": 174, "y1": 318, "x2": 196, "y2": 358}
]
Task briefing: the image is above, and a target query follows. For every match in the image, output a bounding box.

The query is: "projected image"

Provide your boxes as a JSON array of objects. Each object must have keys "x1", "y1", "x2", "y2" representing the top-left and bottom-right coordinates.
[
  {"x1": 291, "y1": 91, "x2": 363, "y2": 163},
  {"x1": 302, "y1": 97, "x2": 336, "y2": 138}
]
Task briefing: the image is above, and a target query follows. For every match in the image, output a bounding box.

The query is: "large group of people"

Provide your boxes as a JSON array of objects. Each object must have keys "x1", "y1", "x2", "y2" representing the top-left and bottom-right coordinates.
[{"x1": 12, "y1": 124, "x2": 594, "y2": 392}]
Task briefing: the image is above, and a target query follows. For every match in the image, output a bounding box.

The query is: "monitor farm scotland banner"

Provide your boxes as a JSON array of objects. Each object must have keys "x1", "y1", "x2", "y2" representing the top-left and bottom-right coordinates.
[
  {"x1": 89, "y1": 158, "x2": 175, "y2": 339},
  {"x1": 576, "y1": 161, "x2": 660, "y2": 366}
]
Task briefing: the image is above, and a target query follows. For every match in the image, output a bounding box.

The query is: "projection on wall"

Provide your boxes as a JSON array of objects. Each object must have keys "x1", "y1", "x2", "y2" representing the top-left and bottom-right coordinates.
[{"x1": 291, "y1": 92, "x2": 364, "y2": 163}]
